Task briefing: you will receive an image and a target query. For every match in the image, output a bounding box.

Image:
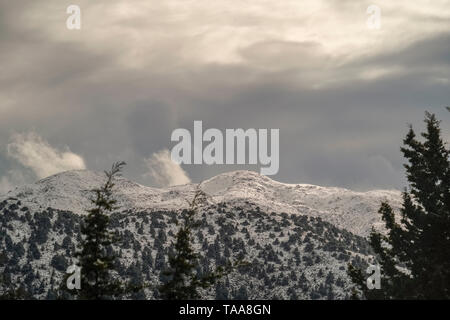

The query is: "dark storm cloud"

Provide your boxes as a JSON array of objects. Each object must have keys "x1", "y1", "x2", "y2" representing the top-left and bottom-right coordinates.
[{"x1": 0, "y1": 1, "x2": 449, "y2": 191}]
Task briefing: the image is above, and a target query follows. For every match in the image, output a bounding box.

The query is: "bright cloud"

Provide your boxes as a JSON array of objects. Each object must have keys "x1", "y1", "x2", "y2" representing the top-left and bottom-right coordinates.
[
  {"x1": 32, "y1": 0, "x2": 449, "y2": 68},
  {"x1": 145, "y1": 149, "x2": 191, "y2": 187},
  {"x1": 7, "y1": 132, "x2": 86, "y2": 179}
]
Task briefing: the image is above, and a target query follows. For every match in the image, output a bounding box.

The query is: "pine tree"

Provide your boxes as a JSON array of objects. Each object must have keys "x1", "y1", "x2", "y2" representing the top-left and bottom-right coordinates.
[
  {"x1": 349, "y1": 112, "x2": 450, "y2": 299},
  {"x1": 158, "y1": 189, "x2": 243, "y2": 300},
  {"x1": 73, "y1": 162, "x2": 128, "y2": 299},
  {"x1": 0, "y1": 251, "x2": 30, "y2": 300},
  {"x1": 0, "y1": 283, "x2": 29, "y2": 300}
]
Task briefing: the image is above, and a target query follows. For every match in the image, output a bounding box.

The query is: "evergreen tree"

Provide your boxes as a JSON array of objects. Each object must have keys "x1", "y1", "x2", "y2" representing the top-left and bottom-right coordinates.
[
  {"x1": 349, "y1": 112, "x2": 450, "y2": 299},
  {"x1": 158, "y1": 189, "x2": 243, "y2": 300},
  {"x1": 0, "y1": 251, "x2": 30, "y2": 300},
  {"x1": 0, "y1": 282, "x2": 30, "y2": 300},
  {"x1": 71, "y1": 162, "x2": 128, "y2": 299}
]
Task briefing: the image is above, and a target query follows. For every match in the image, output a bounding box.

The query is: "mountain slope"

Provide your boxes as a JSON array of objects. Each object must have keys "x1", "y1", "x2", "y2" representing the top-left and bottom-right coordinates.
[
  {"x1": 0, "y1": 170, "x2": 401, "y2": 300},
  {"x1": 3, "y1": 170, "x2": 401, "y2": 236}
]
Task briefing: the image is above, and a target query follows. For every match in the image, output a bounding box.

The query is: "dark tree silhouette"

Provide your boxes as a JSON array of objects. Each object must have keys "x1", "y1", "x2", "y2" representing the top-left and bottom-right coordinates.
[
  {"x1": 64, "y1": 162, "x2": 133, "y2": 299},
  {"x1": 159, "y1": 188, "x2": 244, "y2": 300},
  {"x1": 349, "y1": 112, "x2": 450, "y2": 299}
]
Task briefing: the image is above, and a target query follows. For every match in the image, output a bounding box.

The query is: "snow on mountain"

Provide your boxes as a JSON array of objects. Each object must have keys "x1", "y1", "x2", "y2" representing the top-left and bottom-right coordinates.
[
  {"x1": 202, "y1": 171, "x2": 402, "y2": 236},
  {"x1": 1, "y1": 170, "x2": 401, "y2": 236},
  {"x1": 1, "y1": 169, "x2": 399, "y2": 299}
]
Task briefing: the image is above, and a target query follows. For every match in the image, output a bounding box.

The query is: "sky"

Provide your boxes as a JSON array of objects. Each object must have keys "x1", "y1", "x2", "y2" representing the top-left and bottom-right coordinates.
[{"x1": 0, "y1": 0, "x2": 449, "y2": 193}]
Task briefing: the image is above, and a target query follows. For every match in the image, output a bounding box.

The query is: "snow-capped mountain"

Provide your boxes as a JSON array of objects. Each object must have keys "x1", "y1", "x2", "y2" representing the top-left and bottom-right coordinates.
[
  {"x1": 3, "y1": 169, "x2": 401, "y2": 236},
  {"x1": 0, "y1": 170, "x2": 402, "y2": 299}
]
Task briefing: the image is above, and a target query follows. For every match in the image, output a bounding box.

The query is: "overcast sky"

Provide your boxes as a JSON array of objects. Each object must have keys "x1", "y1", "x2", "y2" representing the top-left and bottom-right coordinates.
[{"x1": 1, "y1": 0, "x2": 449, "y2": 192}]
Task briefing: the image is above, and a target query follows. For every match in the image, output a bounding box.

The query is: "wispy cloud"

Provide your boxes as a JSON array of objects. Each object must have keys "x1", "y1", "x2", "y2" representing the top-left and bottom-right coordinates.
[
  {"x1": 145, "y1": 149, "x2": 191, "y2": 187},
  {"x1": 0, "y1": 176, "x2": 14, "y2": 195},
  {"x1": 7, "y1": 132, "x2": 86, "y2": 179}
]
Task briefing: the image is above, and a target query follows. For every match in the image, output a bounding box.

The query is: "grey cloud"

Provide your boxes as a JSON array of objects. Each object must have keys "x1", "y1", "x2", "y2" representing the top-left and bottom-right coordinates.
[
  {"x1": 239, "y1": 40, "x2": 330, "y2": 71},
  {"x1": 0, "y1": 1, "x2": 449, "y2": 192}
]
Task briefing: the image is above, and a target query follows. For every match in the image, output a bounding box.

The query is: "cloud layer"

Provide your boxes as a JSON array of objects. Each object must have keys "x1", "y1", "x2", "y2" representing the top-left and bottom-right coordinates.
[{"x1": 0, "y1": 1, "x2": 449, "y2": 191}]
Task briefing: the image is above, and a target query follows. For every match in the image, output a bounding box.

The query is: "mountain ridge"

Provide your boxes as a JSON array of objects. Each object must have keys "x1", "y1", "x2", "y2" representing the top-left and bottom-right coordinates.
[
  {"x1": 0, "y1": 169, "x2": 390, "y2": 299},
  {"x1": 2, "y1": 169, "x2": 401, "y2": 236}
]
